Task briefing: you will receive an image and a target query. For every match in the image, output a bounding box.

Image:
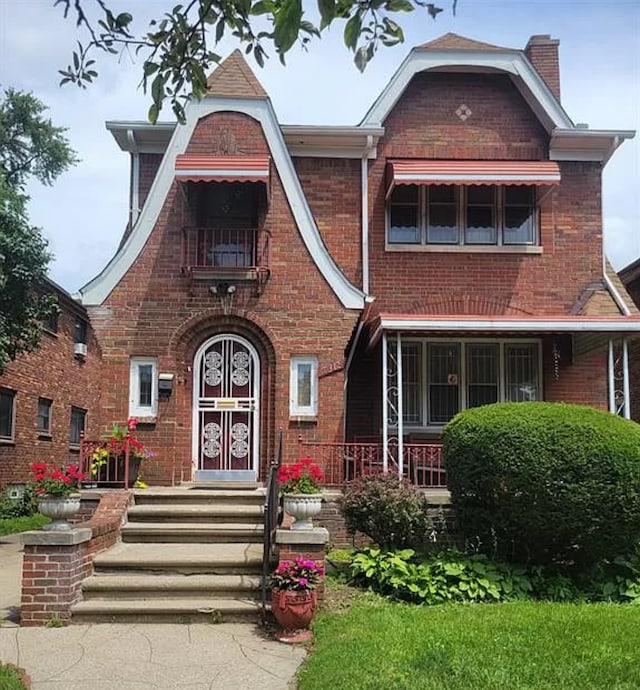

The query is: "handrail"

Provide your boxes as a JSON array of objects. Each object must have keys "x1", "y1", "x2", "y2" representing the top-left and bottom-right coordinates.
[{"x1": 262, "y1": 428, "x2": 283, "y2": 621}]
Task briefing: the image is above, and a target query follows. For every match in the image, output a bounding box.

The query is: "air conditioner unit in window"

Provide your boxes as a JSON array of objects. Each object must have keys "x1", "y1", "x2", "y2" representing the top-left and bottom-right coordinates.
[{"x1": 74, "y1": 342, "x2": 87, "y2": 358}]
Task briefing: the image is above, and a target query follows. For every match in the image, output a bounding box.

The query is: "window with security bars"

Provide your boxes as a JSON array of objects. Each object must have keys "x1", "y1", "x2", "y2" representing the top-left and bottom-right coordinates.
[{"x1": 397, "y1": 340, "x2": 540, "y2": 428}]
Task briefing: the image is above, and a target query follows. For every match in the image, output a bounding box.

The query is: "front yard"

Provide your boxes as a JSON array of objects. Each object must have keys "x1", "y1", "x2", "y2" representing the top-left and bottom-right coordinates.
[{"x1": 298, "y1": 584, "x2": 640, "y2": 690}]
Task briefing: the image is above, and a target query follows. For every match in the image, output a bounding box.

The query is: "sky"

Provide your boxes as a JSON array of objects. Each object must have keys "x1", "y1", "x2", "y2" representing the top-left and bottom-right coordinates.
[{"x1": 0, "y1": 0, "x2": 638, "y2": 293}]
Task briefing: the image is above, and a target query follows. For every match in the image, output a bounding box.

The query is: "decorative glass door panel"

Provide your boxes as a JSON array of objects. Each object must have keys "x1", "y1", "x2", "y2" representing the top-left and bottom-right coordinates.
[{"x1": 193, "y1": 335, "x2": 259, "y2": 481}]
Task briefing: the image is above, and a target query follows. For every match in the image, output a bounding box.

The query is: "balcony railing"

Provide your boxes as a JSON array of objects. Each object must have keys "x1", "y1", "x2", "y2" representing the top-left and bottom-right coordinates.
[
  {"x1": 297, "y1": 439, "x2": 446, "y2": 488},
  {"x1": 181, "y1": 226, "x2": 270, "y2": 283}
]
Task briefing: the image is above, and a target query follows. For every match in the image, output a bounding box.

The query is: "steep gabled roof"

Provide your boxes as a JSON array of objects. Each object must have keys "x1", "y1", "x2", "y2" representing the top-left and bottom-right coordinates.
[
  {"x1": 416, "y1": 32, "x2": 510, "y2": 52},
  {"x1": 205, "y1": 50, "x2": 267, "y2": 99}
]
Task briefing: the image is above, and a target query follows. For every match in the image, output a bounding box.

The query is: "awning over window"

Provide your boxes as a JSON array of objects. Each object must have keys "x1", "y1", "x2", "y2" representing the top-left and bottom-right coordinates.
[
  {"x1": 174, "y1": 155, "x2": 270, "y2": 184},
  {"x1": 387, "y1": 160, "x2": 561, "y2": 197}
]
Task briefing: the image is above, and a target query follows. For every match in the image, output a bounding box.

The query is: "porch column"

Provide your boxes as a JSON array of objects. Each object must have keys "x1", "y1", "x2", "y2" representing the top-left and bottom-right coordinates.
[
  {"x1": 396, "y1": 332, "x2": 404, "y2": 480},
  {"x1": 623, "y1": 337, "x2": 631, "y2": 419},
  {"x1": 608, "y1": 338, "x2": 615, "y2": 413},
  {"x1": 382, "y1": 332, "x2": 388, "y2": 473}
]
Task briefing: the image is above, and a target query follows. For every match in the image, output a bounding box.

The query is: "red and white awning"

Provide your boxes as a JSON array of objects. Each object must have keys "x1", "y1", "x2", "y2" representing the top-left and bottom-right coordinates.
[
  {"x1": 387, "y1": 160, "x2": 561, "y2": 197},
  {"x1": 175, "y1": 155, "x2": 270, "y2": 184}
]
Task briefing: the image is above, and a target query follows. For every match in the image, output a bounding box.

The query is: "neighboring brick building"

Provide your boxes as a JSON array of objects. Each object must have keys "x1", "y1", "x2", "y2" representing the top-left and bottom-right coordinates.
[
  {"x1": 4, "y1": 33, "x2": 638, "y2": 491},
  {"x1": 618, "y1": 261, "x2": 640, "y2": 422},
  {"x1": 0, "y1": 279, "x2": 101, "y2": 491}
]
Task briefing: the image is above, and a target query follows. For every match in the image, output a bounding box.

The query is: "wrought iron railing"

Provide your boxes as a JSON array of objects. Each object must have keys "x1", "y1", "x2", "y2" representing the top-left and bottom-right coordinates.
[
  {"x1": 181, "y1": 226, "x2": 270, "y2": 276},
  {"x1": 262, "y1": 428, "x2": 283, "y2": 621},
  {"x1": 297, "y1": 439, "x2": 446, "y2": 488},
  {"x1": 79, "y1": 432, "x2": 133, "y2": 488}
]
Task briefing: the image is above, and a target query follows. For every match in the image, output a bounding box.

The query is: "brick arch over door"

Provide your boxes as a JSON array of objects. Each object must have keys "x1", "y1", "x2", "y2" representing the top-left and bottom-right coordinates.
[{"x1": 170, "y1": 311, "x2": 277, "y2": 482}]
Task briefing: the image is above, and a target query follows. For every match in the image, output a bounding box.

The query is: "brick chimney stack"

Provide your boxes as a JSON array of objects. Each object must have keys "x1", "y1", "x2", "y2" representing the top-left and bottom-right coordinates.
[{"x1": 524, "y1": 35, "x2": 561, "y2": 101}]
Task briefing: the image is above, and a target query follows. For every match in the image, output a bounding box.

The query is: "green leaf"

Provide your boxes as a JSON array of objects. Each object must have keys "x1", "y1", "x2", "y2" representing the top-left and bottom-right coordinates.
[
  {"x1": 148, "y1": 103, "x2": 159, "y2": 124},
  {"x1": 273, "y1": 0, "x2": 302, "y2": 54},
  {"x1": 318, "y1": 0, "x2": 336, "y2": 29},
  {"x1": 343, "y1": 12, "x2": 362, "y2": 51},
  {"x1": 386, "y1": 0, "x2": 414, "y2": 11}
]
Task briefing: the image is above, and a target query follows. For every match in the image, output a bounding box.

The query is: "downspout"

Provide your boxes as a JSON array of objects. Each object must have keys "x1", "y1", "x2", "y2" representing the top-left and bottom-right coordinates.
[
  {"x1": 361, "y1": 135, "x2": 374, "y2": 295},
  {"x1": 127, "y1": 129, "x2": 140, "y2": 227}
]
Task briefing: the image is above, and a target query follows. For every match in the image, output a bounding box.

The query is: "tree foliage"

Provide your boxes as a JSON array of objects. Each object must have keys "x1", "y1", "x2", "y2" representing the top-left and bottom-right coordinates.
[
  {"x1": 53, "y1": 0, "x2": 455, "y2": 122},
  {"x1": 0, "y1": 90, "x2": 77, "y2": 373}
]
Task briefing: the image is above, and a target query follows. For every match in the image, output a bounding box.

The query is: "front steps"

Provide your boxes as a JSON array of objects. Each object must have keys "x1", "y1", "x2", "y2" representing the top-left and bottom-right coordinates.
[{"x1": 71, "y1": 487, "x2": 268, "y2": 624}]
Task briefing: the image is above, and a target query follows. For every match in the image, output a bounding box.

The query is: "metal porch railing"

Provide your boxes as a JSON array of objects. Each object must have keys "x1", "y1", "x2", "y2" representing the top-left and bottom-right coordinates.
[
  {"x1": 297, "y1": 439, "x2": 446, "y2": 488},
  {"x1": 262, "y1": 429, "x2": 283, "y2": 621},
  {"x1": 79, "y1": 433, "x2": 133, "y2": 488}
]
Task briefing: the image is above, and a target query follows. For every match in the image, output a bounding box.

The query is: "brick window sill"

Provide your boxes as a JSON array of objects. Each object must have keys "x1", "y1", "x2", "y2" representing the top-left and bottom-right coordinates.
[
  {"x1": 289, "y1": 416, "x2": 318, "y2": 425},
  {"x1": 0, "y1": 438, "x2": 15, "y2": 446},
  {"x1": 385, "y1": 244, "x2": 543, "y2": 255},
  {"x1": 37, "y1": 432, "x2": 53, "y2": 441}
]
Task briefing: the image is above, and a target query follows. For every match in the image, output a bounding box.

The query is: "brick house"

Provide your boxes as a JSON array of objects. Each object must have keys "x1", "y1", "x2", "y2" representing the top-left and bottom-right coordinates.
[
  {"x1": 3, "y1": 32, "x2": 638, "y2": 491},
  {"x1": 0, "y1": 279, "x2": 101, "y2": 491}
]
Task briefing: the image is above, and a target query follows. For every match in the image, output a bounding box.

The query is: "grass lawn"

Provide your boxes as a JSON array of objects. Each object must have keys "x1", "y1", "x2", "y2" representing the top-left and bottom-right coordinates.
[
  {"x1": 298, "y1": 585, "x2": 640, "y2": 690},
  {"x1": 0, "y1": 664, "x2": 28, "y2": 690},
  {"x1": 0, "y1": 514, "x2": 49, "y2": 536}
]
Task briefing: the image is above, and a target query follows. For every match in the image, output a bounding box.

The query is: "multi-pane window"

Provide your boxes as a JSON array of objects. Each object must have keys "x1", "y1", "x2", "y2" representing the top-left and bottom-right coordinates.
[
  {"x1": 69, "y1": 407, "x2": 86, "y2": 446},
  {"x1": 129, "y1": 358, "x2": 158, "y2": 417},
  {"x1": 398, "y1": 340, "x2": 540, "y2": 427},
  {"x1": 75, "y1": 317, "x2": 87, "y2": 344},
  {"x1": 290, "y1": 356, "x2": 318, "y2": 417},
  {"x1": 388, "y1": 185, "x2": 536, "y2": 246},
  {"x1": 37, "y1": 398, "x2": 53, "y2": 433},
  {"x1": 0, "y1": 388, "x2": 16, "y2": 441}
]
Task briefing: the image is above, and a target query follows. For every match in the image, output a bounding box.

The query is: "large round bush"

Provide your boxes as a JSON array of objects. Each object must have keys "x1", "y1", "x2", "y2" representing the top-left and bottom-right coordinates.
[{"x1": 442, "y1": 402, "x2": 640, "y2": 569}]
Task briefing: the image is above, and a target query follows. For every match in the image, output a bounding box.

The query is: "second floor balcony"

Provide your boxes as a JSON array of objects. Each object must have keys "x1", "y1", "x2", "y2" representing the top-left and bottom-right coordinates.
[{"x1": 181, "y1": 226, "x2": 271, "y2": 288}]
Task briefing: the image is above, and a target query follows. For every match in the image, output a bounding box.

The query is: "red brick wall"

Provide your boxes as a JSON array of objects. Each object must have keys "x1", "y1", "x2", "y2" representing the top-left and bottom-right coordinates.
[
  {"x1": 138, "y1": 153, "x2": 163, "y2": 212},
  {"x1": 0, "y1": 299, "x2": 102, "y2": 489},
  {"x1": 294, "y1": 157, "x2": 362, "y2": 287},
  {"x1": 368, "y1": 73, "x2": 603, "y2": 317},
  {"x1": 90, "y1": 111, "x2": 359, "y2": 484}
]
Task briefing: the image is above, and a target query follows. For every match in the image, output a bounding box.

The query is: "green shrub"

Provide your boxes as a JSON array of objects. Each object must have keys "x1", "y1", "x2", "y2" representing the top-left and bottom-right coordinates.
[
  {"x1": 0, "y1": 663, "x2": 28, "y2": 690},
  {"x1": 340, "y1": 473, "x2": 433, "y2": 550},
  {"x1": 0, "y1": 484, "x2": 38, "y2": 519},
  {"x1": 349, "y1": 547, "x2": 533, "y2": 604},
  {"x1": 443, "y1": 402, "x2": 640, "y2": 569}
]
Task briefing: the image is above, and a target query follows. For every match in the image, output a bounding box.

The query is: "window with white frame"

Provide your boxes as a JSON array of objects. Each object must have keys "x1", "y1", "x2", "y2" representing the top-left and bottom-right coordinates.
[
  {"x1": 388, "y1": 185, "x2": 537, "y2": 247},
  {"x1": 37, "y1": 398, "x2": 53, "y2": 434},
  {"x1": 398, "y1": 340, "x2": 540, "y2": 428},
  {"x1": 129, "y1": 358, "x2": 158, "y2": 417},
  {"x1": 290, "y1": 356, "x2": 318, "y2": 417},
  {"x1": 0, "y1": 388, "x2": 16, "y2": 442}
]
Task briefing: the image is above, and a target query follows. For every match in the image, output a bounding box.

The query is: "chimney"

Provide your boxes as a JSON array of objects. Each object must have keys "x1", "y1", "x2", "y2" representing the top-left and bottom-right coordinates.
[{"x1": 524, "y1": 35, "x2": 561, "y2": 101}]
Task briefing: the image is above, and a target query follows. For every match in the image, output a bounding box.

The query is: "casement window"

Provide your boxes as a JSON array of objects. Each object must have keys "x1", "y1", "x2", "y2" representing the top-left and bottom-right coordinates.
[
  {"x1": 0, "y1": 388, "x2": 16, "y2": 442},
  {"x1": 388, "y1": 185, "x2": 537, "y2": 247},
  {"x1": 37, "y1": 398, "x2": 53, "y2": 434},
  {"x1": 398, "y1": 340, "x2": 540, "y2": 428},
  {"x1": 75, "y1": 317, "x2": 87, "y2": 344},
  {"x1": 289, "y1": 356, "x2": 318, "y2": 417},
  {"x1": 69, "y1": 406, "x2": 86, "y2": 447},
  {"x1": 129, "y1": 358, "x2": 158, "y2": 417}
]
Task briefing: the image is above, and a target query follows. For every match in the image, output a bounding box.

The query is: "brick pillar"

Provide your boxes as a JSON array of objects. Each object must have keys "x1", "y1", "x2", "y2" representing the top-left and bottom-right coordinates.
[
  {"x1": 20, "y1": 528, "x2": 92, "y2": 627},
  {"x1": 524, "y1": 35, "x2": 561, "y2": 101},
  {"x1": 275, "y1": 527, "x2": 329, "y2": 602}
]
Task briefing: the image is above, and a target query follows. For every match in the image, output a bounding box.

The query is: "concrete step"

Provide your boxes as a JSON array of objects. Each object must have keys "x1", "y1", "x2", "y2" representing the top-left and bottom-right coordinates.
[
  {"x1": 71, "y1": 597, "x2": 265, "y2": 624},
  {"x1": 127, "y1": 503, "x2": 264, "y2": 523},
  {"x1": 133, "y1": 488, "x2": 266, "y2": 506},
  {"x1": 93, "y1": 542, "x2": 263, "y2": 575},
  {"x1": 81, "y1": 573, "x2": 262, "y2": 600},
  {"x1": 188, "y1": 481, "x2": 261, "y2": 491},
  {"x1": 121, "y1": 522, "x2": 264, "y2": 543}
]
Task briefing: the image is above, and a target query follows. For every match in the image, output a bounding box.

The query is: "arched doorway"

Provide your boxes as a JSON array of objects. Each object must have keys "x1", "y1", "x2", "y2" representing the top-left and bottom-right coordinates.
[{"x1": 192, "y1": 334, "x2": 260, "y2": 481}]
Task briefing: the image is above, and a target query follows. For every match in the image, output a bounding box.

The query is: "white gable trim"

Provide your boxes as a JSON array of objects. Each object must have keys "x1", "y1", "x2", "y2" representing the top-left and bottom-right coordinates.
[
  {"x1": 361, "y1": 49, "x2": 573, "y2": 131},
  {"x1": 82, "y1": 98, "x2": 365, "y2": 309}
]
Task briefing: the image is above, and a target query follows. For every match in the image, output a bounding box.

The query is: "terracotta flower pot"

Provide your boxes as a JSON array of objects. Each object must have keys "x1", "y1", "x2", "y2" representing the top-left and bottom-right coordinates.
[{"x1": 271, "y1": 588, "x2": 317, "y2": 633}]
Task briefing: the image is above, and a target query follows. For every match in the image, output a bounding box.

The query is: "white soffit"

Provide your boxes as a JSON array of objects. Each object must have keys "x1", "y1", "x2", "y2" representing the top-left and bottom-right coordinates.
[
  {"x1": 361, "y1": 49, "x2": 573, "y2": 132},
  {"x1": 84, "y1": 99, "x2": 366, "y2": 308},
  {"x1": 379, "y1": 317, "x2": 640, "y2": 333}
]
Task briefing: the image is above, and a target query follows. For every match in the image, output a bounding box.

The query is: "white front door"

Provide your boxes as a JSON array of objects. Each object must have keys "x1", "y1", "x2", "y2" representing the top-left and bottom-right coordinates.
[{"x1": 192, "y1": 334, "x2": 260, "y2": 481}]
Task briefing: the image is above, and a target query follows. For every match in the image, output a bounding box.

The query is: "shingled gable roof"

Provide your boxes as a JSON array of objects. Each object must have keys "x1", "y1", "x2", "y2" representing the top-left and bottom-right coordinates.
[
  {"x1": 416, "y1": 32, "x2": 511, "y2": 52},
  {"x1": 205, "y1": 49, "x2": 267, "y2": 99}
]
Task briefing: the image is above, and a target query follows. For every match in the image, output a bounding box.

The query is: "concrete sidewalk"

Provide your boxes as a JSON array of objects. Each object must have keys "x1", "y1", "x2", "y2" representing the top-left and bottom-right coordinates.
[{"x1": 0, "y1": 535, "x2": 306, "y2": 690}]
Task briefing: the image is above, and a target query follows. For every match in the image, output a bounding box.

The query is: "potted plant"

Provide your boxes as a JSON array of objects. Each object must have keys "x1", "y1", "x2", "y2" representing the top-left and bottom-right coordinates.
[
  {"x1": 30, "y1": 462, "x2": 84, "y2": 531},
  {"x1": 269, "y1": 557, "x2": 324, "y2": 643},
  {"x1": 278, "y1": 457, "x2": 324, "y2": 530},
  {"x1": 90, "y1": 417, "x2": 155, "y2": 487}
]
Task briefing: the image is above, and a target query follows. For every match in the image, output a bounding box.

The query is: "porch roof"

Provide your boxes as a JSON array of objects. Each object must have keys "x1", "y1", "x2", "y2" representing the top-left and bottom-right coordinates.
[
  {"x1": 386, "y1": 159, "x2": 561, "y2": 198},
  {"x1": 369, "y1": 313, "x2": 640, "y2": 345},
  {"x1": 174, "y1": 154, "x2": 270, "y2": 184}
]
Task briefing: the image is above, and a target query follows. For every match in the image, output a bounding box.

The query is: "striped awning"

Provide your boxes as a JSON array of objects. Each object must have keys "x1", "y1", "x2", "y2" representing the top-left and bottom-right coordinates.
[
  {"x1": 387, "y1": 160, "x2": 561, "y2": 196},
  {"x1": 175, "y1": 155, "x2": 270, "y2": 184}
]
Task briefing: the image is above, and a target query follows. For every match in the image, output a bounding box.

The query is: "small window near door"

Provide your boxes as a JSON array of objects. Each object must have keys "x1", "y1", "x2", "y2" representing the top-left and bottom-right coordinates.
[
  {"x1": 69, "y1": 406, "x2": 86, "y2": 447},
  {"x1": 290, "y1": 356, "x2": 318, "y2": 417},
  {"x1": 37, "y1": 398, "x2": 53, "y2": 434},
  {"x1": 0, "y1": 388, "x2": 16, "y2": 442},
  {"x1": 129, "y1": 358, "x2": 158, "y2": 417}
]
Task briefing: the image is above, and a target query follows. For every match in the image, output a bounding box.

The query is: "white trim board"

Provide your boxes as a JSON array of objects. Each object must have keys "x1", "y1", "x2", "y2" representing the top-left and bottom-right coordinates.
[{"x1": 82, "y1": 98, "x2": 365, "y2": 309}]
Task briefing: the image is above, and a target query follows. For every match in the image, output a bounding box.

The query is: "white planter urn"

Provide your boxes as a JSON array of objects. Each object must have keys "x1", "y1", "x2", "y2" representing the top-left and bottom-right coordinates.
[
  {"x1": 37, "y1": 494, "x2": 81, "y2": 531},
  {"x1": 283, "y1": 494, "x2": 323, "y2": 531}
]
